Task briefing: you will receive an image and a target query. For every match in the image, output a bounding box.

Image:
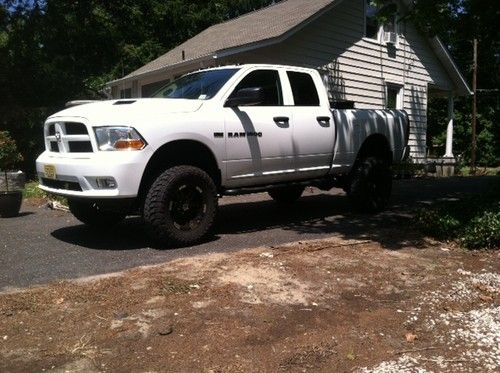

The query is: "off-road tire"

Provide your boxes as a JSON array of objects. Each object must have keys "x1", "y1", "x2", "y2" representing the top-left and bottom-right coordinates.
[
  {"x1": 68, "y1": 199, "x2": 126, "y2": 227},
  {"x1": 143, "y1": 166, "x2": 218, "y2": 247},
  {"x1": 347, "y1": 156, "x2": 392, "y2": 212},
  {"x1": 268, "y1": 186, "x2": 305, "y2": 204}
]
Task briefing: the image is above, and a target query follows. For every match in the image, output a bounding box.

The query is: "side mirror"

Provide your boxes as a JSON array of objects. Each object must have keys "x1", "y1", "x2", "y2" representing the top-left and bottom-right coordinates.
[{"x1": 224, "y1": 87, "x2": 265, "y2": 107}]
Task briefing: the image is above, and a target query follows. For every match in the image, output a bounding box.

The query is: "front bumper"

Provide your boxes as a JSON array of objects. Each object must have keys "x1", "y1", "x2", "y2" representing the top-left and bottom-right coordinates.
[{"x1": 36, "y1": 151, "x2": 148, "y2": 199}]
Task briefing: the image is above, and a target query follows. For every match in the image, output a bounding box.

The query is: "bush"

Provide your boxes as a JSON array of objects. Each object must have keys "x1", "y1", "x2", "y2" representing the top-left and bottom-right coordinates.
[
  {"x1": 461, "y1": 211, "x2": 500, "y2": 250},
  {"x1": 416, "y1": 208, "x2": 461, "y2": 239},
  {"x1": 1, "y1": 106, "x2": 53, "y2": 176},
  {"x1": 415, "y1": 178, "x2": 500, "y2": 250},
  {"x1": 0, "y1": 131, "x2": 23, "y2": 170}
]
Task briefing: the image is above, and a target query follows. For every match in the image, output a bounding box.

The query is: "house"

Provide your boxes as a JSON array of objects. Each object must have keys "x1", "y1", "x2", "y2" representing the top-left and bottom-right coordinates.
[{"x1": 106, "y1": 0, "x2": 471, "y2": 164}]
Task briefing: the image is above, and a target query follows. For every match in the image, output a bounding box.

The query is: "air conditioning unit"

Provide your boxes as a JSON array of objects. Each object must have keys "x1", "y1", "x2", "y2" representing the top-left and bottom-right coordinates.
[{"x1": 384, "y1": 32, "x2": 397, "y2": 45}]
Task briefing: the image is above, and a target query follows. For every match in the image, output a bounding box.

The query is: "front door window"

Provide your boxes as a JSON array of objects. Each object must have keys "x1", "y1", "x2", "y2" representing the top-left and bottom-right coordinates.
[{"x1": 229, "y1": 70, "x2": 283, "y2": 106}]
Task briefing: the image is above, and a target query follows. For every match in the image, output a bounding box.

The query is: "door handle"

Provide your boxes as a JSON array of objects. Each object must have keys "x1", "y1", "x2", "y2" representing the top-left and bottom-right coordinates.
[
  {"x1": 273, "y1": 116, "x2": 289, "y2": 127},
  {"x1": 317, "y1": 116, "x2": 331, "y2": 125},
  {"x1": 274, "y1": 116, "x2": 289, "y2": 123}
]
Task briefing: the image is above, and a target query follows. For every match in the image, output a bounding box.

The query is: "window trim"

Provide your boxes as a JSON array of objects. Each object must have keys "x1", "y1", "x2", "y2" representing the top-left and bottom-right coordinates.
[{"x1": 385, "y1": 82, "x2": 404, "y2": 110}]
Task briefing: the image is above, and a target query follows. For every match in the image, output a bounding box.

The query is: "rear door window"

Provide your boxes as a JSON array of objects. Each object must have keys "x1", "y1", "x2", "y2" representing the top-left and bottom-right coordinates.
[{"x1": 287, "y1": 71, "x2": 320, "y2": 106}]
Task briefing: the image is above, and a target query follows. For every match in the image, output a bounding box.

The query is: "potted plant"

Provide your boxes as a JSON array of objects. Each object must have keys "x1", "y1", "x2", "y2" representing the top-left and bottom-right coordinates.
[{"x1": 0, "y1": 131, "x2": 25, "y2": 217}]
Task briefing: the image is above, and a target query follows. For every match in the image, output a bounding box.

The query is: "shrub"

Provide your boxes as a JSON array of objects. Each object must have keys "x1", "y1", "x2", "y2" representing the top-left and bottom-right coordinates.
[
  {"x1": 415, "y1": 178, "x2": 500, "y2": 250},
  {"x1": 415, "y1": 208, "x2": 461, "y2": 239},
  {"x1": 461, "y1": 211, "x2": 500, "y2": 250},
  {"x1": 0, "y1": 131, "x2": 23, "y2": 170}
]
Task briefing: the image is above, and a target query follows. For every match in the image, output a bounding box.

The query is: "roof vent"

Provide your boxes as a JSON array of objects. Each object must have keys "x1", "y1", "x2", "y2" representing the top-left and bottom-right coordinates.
[
  {"x1": 65, "y1": 100, "x2": 99, "y2": 108},
  {"x1": 114, "y1": 100, "x2": 136, "y2": 105}
]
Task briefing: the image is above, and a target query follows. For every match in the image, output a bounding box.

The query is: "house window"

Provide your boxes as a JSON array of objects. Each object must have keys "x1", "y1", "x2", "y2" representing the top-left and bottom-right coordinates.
[
  {"x1": 120, "y1": 88, "x2": 132, "y2": 99},
  {"x1": 365, "y1": 1, "x2": 398, "y2": 42},
  {"x1": 287, "y1": 71, "x2": 320, "y2": 106},
  {"x1": 365, "y1": 0, "x2": 379, "y2": 39},
  {"x1": 386, "y1": 84, "x2": 403, "y2": 109},
  {"x1": 383, "y1": 14, "x2": 397, "y2": 34},
  {"x1": 141, "y1": 79, "x2": 171, "y2": 98}
]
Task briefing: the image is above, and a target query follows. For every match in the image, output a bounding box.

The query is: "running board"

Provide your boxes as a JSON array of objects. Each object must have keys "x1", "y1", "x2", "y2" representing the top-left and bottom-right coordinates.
[{"x1": 223, "y1": 177, "x2": 343, "y2": 196}]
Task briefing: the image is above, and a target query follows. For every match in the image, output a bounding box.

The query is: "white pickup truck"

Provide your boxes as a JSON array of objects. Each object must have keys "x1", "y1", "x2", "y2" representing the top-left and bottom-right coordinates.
[{"x1": 36, "y1": 64, "x2": 409, "y2": 246}]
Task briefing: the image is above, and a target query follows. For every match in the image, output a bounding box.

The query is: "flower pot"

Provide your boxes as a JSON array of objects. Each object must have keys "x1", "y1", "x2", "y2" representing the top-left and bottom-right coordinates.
[
  {"x1": 0, "y1": 191, "x2": 23, "y2": 217},
  {"x1": 0, "y1": 171, "x2": 25, "y2": 218},
  {"x1": 0, "y1": 171, "x2": 26, "y2": 192}
]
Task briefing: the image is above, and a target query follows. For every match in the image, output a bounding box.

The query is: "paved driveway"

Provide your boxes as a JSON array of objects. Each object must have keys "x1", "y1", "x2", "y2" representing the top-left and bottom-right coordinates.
[{"x1": 0, "y1": 176, "x2": 495, "y2": 290}]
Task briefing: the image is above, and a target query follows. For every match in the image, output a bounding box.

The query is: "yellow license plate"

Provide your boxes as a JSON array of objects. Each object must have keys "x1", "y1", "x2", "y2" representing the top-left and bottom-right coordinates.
[{"x1": 44, "y1": 165, "x2": 57, "y2": 179}]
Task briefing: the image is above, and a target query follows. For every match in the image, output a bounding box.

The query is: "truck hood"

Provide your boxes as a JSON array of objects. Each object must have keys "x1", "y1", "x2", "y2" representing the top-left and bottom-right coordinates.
[{"x1": 47, "y1": 99, "x2": 204, "y2": 123}]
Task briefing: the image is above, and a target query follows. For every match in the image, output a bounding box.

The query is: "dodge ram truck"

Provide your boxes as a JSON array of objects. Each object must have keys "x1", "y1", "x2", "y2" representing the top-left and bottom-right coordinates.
[{"x1": 36, "y1": 64, "x2": 409, "y2": 246}]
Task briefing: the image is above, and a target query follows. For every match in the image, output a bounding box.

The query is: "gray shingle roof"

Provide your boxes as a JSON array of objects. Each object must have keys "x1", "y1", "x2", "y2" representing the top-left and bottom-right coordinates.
[{"x1": 124, "y1": 0, "x2": 335, "y2": 79}]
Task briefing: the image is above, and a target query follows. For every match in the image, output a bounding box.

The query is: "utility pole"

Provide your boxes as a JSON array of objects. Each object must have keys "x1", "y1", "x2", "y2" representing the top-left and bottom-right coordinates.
[{"x1": 471, "y1": 38, "x2": 478, "y2": 175}]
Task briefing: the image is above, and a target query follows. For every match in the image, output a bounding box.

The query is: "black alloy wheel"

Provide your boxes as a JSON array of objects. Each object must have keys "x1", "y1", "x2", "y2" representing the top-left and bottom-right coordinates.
[
  {"x1": 143, "y1": 166, "x2": 218, "y2": 246},
  {"x1": 347, "y1": 156, "x2": 392, "y2": 212}
]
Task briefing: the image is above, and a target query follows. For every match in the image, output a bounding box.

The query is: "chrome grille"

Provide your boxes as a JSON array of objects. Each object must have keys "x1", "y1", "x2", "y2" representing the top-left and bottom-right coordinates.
[{"x1": 45, "y1": 122, "x2": 93, "y2": 153}]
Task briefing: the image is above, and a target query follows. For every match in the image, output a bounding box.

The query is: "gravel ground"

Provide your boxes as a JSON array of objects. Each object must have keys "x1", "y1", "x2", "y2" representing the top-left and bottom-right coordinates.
[{"x1": 359, "y1": 269, "x2": 500, "y2": 373}]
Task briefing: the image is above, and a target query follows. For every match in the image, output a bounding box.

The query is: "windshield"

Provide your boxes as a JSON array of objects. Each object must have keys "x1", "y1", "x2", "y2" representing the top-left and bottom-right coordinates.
[{"x1": 152, "y1": 68, "x2": 240, "y2": 100}]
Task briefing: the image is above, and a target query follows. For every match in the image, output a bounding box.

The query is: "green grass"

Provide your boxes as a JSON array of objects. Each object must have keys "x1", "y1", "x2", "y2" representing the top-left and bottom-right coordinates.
[
  {"x1": 458, "y1": 166, "x2": 500, "y2": 176},
  {"x1": 23, "y1": 180, "x2": 67, "y2": 205},
  {"x1": 23, "y1": 180, "x2": 48, "y2": 199}
]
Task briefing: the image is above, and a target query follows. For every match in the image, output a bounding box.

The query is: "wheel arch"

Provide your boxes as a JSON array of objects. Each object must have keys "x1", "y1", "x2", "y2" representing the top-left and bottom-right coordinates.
[
  {"x1": 347, "y1": 134, "x2": 393, "y2": 212},
  {"x1": 138, "y1": 140, "x2": 222, "y2": 204},
  {"x1": 354, "y1": 134, "x2": 393, "y2": 168}
]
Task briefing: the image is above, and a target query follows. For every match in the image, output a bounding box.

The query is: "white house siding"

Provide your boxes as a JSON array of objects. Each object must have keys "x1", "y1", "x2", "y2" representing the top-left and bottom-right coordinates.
[
  {"x1": 111, "y1": 0, "x2": 457, "y2": 161},
  {"x1": 221, "y1": 0, "x2": 455, "y2": 161}
]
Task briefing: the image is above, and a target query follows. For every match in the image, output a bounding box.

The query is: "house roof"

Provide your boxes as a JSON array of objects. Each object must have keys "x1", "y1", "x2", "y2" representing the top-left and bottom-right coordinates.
[
  {"x1": 430, "y1": 37, "x2": 472, "y2": 95},
  {"x1": 118, "y1": 0, "x2": 336, "y2": 80},
  {"x1": 110, "y1": 0, "x2": 471, "y2": 96}
]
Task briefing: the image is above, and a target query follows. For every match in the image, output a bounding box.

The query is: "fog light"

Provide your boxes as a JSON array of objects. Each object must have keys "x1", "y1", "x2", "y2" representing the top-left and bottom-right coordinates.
[{"x1": 95, "y1": 177, "x2": 117, "y2": 189}]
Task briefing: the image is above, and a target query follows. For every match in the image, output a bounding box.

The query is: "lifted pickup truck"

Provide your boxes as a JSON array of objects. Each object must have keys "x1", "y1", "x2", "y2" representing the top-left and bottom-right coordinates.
[{"x1": 36, "y1": 64, "x2": 409, "y2": 246}]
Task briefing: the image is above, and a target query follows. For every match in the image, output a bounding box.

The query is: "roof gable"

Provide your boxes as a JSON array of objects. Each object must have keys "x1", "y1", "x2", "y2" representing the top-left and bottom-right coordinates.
[
  {"x1": 113, "y1": 0, "x2": 470, "y2": 96},
  {"x1": 124, "y1": 0, "x2": 336, "y2": 79}
]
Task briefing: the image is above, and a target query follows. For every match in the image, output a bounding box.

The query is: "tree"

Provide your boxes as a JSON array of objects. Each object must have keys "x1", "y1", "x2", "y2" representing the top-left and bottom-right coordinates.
[
  {"x1": 408, "y1": 0, "x2": 499, "y2": 166},
  {"x1": 2, "y1": 0, "x2": 496, "y2": 172},
  {"x1": 0, "y1": 0, "x2": 280, "y2": 174}
]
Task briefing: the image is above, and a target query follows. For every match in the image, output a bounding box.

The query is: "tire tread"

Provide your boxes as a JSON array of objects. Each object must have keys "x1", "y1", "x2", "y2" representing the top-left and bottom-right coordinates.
[{"x1": 143, "y1": 166, "x2": 218, "y2": 246}]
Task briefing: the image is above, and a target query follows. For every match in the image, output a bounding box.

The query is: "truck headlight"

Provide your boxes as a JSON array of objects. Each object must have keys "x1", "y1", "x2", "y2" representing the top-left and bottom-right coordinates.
[{"x1": 94, "y1": 127, "x2": 147, "y2": 151}]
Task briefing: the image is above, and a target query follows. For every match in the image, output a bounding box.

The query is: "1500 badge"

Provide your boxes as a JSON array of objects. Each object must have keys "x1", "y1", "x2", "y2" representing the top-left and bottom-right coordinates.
[{"x1": 214, "y1": 132, "x2": 262, "y2": 138}]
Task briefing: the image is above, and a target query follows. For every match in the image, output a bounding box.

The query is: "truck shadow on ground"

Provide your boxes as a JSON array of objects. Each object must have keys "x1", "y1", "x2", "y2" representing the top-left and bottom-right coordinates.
[
  {"x1": 51, "y1": 217, "x2": 153, "y2": 251},
  {"x1": 50, "y1": 177, "x2": 497, "y2": 252},
  {"x1": 51, "y1": 194, "x2": 420, "y2": 252},
  {"x1": 217, "y1": 194, "x2": 421, "y2": 251}
]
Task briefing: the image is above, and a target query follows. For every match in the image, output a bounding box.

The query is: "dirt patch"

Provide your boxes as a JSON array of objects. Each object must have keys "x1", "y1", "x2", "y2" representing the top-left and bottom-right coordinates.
[{"x1": 0, "y1": 232, "x2": 498, "y2": 372}]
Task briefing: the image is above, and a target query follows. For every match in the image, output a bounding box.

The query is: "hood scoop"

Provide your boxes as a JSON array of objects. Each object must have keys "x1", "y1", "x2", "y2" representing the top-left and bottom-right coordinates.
[{"x1": 114, "y1": 100, "x2": 137, "y2": 105}]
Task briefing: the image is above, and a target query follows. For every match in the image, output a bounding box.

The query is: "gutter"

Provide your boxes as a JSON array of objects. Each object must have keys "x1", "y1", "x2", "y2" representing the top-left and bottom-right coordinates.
[
  {"x1": 106, "y1": 54, "x2": 215, "y2": 87},
  {"x1": 430, "y1": 37, "x2": 472, "y2": 96}
]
